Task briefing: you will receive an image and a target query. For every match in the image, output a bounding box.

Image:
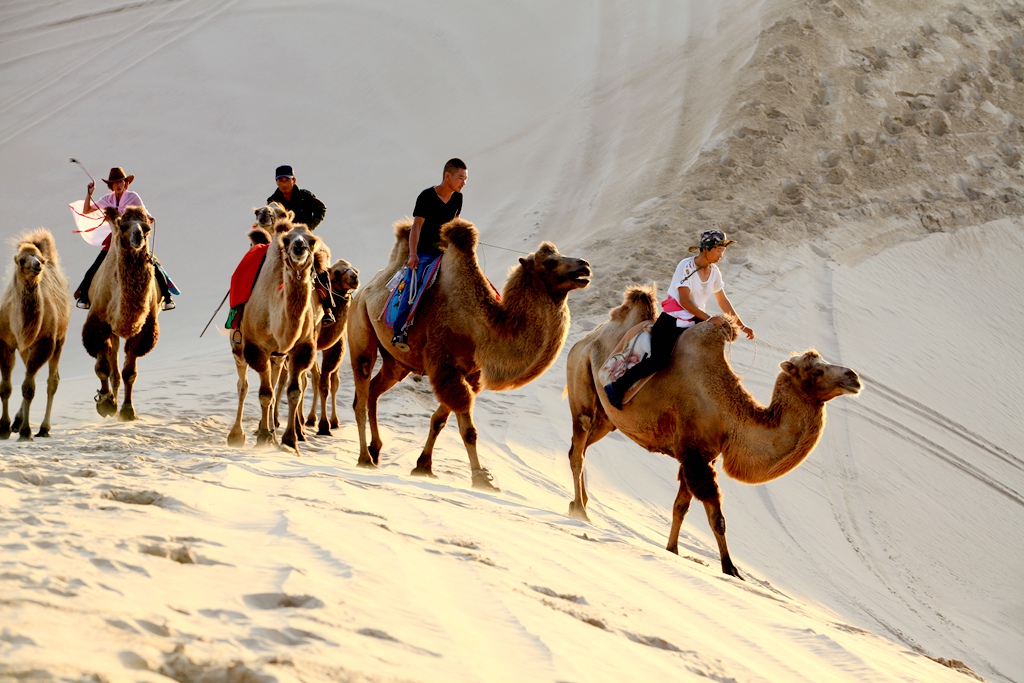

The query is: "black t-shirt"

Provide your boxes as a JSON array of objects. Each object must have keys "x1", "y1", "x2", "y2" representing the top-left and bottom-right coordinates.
[{"x1": 413, "y1": 187, "x2": 462, "y2": 256}]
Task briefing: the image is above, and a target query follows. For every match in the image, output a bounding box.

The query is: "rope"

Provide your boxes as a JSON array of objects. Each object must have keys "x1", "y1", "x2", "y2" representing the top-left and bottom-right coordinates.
[{"x1": 479, "y1": 241, "x2": 528, "y2": 255}]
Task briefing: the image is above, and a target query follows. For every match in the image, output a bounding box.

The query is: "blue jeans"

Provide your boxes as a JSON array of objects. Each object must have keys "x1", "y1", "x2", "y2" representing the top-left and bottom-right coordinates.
[{"x1": 393, "y1": 253, "x2": 440, "y2": 335}]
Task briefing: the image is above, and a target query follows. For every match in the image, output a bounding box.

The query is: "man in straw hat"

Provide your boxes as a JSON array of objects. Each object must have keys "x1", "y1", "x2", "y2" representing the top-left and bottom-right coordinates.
[
  {"x1": 74, "y1": 167, "x2": 175, "y2": 310},
  {"x1": 603, "y1": 228, "x2": 754, "y2": 410}
]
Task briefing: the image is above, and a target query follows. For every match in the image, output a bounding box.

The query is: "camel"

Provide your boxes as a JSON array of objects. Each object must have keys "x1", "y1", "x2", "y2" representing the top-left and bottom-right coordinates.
[
  {"x1": 564, "y1": 286, "x2": 862, "y2": 578},
  {"x1": 227, "y1": 218, "x2": 328, "y2": 454},
  {"x1": 0, "y1": 229, "x2": 71, "y2": 440},
  {"x1": 82, "y1": 207, "x2": 161, "y2": 421},
  {"x1": 303, "y1": 258, "x2": 360, "y2": 435},
  {"x1": 348, "y1": 218, "x2": 591, "y2": 489}
]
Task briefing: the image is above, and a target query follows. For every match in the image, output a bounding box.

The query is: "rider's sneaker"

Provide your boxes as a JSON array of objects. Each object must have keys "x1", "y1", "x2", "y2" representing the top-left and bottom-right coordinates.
[
  {"x1": 76, "y1": 300, "x2": 90, "y2": 310},
  {"x1": 391, "y1": 332, "x2": 410, "y2": 353},
  {"x1": 162, "y1": 299, "x2": 176, "y2": 311}
]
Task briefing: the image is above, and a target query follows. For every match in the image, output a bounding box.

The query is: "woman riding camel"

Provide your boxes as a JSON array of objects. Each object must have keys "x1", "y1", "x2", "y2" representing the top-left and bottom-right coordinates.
[
  {"x1": 603, "y1": 229, "x2": 754, "y2": 409},
  {"x1": 74, "y1": 167, "x2": 175, "y2": 310}
]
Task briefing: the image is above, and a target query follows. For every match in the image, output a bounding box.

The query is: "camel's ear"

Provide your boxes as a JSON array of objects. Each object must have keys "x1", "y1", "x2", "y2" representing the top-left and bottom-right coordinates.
[
  {"x1": 253, "y1": 207, "x2": 260, "y2": 217},
  {"x1": 284, "y1": 209, "x2": 295, "y2": 222},
  {"x1": 780, "y1": 360, "x2": 797, "y2": 375},
  {"x1": 518, "y1": 256, "x2": 528, "y2": 267},
  {"x1": 104, "y1": 206, "x2": 120, "y2": 226}
]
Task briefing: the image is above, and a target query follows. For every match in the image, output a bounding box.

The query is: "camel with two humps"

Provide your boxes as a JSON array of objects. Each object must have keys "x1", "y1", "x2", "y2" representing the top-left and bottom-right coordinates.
[
  {"x1": 348, "y1": 218, "x2": 590, "y2": 489},
  {"x1": 565, "y1": 286, "x2": 862, "y2": 578}
]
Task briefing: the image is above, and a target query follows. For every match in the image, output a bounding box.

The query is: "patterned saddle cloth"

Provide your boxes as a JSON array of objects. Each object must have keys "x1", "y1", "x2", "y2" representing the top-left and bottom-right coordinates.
[{"x1": 597, "y1": 320, "x2": 655, "y2": 406}]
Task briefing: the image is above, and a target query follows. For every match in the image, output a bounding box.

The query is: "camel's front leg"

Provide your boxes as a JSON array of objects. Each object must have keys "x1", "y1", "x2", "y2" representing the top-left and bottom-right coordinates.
[
  {"x1": 35, "y1": 338, "x2": 63, "y2": 438},
  {"x1": 255, "y1": 364, "x2": 277, "y2": 448},
  {"x1": 13, "y1": 339, "x2": 55, "y2": 441},
  {"x1": 120, "y1": 313, "x2": 158, "y2": 421},
  {"x1": 453, "y1": 411, "x2": 499, "y2": 491},
  {"x1": 305, "y1": 359, "x2": 321, "y2": 428},
  {"x1": 0, "y1": 340, "x2": 14, "y2": 439},
  {"x1": 411, "y1": 404, "x2": 451, "y2": 477},
  {"x1": 270, "y1": 356, "x2": 287, "y2": 429},
  {"x1": 227, "y1": 346, "x2": 248, "y2": 447},
  {"x1": 682, "y1": 449, "x2": 742, "y2": 579},
  {"x1": 351, "y1": 337, "x2": 377, "y2": 467},
  {"x1": 280, "y1": 343, "x2": 314, "y2": 454},
  {"x1": 83, "y1": 314, "x2": 118, "y2": 417}
]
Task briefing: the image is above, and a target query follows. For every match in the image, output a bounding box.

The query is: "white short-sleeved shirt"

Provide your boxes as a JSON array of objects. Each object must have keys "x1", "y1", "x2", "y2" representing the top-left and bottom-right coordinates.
[{"x1": 665, "y1": 256, "x2": 724, "y2": 327}]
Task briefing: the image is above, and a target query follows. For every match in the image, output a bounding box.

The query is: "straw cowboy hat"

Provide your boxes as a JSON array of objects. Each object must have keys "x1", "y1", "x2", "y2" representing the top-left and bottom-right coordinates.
[
  {"x1": 688, "y1": 229, "x2": 736, "y2": 252},
  {"x1": 103, "y1": 167, "x2": 135, "y2": 187}
]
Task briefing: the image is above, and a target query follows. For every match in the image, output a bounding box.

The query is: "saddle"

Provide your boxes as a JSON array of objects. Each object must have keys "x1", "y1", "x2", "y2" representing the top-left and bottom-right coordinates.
[
  {"x1": 225, "y1": 243, "x2": 269, "y2": 330},
  {"x1": 597, "y1": 320, "x2": 655, "y2": 405}
]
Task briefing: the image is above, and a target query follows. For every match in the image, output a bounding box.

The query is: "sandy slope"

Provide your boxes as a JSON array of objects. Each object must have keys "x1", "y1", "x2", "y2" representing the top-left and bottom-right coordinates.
[{"x1": 1, "y1": 0, "x2": 1022, "y2": 681}]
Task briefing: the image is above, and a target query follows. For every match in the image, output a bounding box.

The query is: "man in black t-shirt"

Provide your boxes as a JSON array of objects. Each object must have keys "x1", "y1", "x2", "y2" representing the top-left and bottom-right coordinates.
[{"x1": 392, "y1": 158, "x2": 468, "y2": 351}]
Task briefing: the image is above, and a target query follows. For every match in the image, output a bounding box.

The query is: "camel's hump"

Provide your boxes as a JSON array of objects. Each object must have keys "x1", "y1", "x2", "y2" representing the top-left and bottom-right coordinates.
[
  {"x1": 610, "y1": 285, "x2": 657, "y2": 322},
  {"x1": 441, "y1": 218, "x2": 477, "y2": 252}
]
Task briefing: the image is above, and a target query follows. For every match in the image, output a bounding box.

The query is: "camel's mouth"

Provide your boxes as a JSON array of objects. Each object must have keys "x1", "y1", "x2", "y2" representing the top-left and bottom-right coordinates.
[
  {"x1": 568, "y1": 264, "x2": 592, "y2": 286},
  {"x1": 839, "y1": 371, "x2": 862, "y2": 395}
]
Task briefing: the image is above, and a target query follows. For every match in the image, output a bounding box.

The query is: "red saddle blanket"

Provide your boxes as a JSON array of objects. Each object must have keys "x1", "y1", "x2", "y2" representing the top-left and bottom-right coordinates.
[{"x1": 230, "y1": 244, "x2": 269, "y2": 309}]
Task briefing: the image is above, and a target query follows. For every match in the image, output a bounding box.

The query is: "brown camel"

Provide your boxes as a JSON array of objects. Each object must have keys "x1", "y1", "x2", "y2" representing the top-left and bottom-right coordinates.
[
  {"x1": 227, "y1": 219, "x2": 328, "y2": 454},
  {"x1": 303, "y1": 258, "x2": 360, "y2": 436},
  {"x1": 564, "y1": 286, "x2": 862, "y2": 578},
  {"x1": 82, "y1": 207, "x2": 161, "y2": 421},
  {"x1": 0, "y1": 229, "x2": 71, "y2": 440},
  {"x1": 348, "y1": 218, "x2": 591, "y2": 489}
]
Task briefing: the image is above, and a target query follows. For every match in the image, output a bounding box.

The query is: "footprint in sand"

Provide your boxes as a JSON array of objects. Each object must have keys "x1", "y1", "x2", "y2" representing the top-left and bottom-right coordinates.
[{"x1": 243, "y1": 593, "x2": 324, "y2": 609}]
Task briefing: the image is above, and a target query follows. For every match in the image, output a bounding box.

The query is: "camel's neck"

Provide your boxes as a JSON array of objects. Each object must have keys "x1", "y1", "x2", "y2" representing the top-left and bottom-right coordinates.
[
  {"x1": 16, "y1": 278, "x2": 44, "y2": 340},
  {"x1": 268, "y1": 253, "x2": 314, "y2": 350},
  {"x1": 114, "y1": 242, "x2": 155, "y2": 321},
  {"x1": 479, "y1": 278, "x2": 571, "y2": 390},
  {"x1": 720, "y1": 375, "x2": 826, "y2": 484}
]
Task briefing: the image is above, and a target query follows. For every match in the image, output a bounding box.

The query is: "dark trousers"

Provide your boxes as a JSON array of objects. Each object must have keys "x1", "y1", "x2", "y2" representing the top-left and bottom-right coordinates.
[
  {"x1": 609, "y1": 312, "x2": 688, "y2": 391},
  {"x1": 76, "y1": 249, "x2": 172, "y2": 304}
]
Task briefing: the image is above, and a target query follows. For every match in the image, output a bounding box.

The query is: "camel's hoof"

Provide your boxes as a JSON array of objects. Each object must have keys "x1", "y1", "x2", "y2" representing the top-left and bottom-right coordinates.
[
  {"x1": 95, "y1": 392, "x2": 116, "y2": 417},
  {"x1": 0, "y1": 430, "x2": 10, "y2": 441},
  {"x1": 118, "y1": 405, "x2": 138, "y2": 422},
  {"x1": 471, "y1": 468, "x2": 500, "y2": 492},
  {"x1": 17, "y1": 431, "x2": 33, "y2": 442},
  {"x1": 356, "y1": 457, "x2": 377, "y2": 469},
  {"x1": 35, "y1": 427, "x2": 50, "y2": 438},
  {"x1": 305, "y1": 416, "x2": 316, "y2": 427},
  {"x1": 329, "y1": 417, "x2": 340, "y2": 429},
  {"x1": 567, "y1": 501, "x2": 590, "y2": 523},
  {"x1": 722, "y1": 563, "x2": 744, "y2": 581},
  {"x1": 255, "y1": 429, "x2": 277, "y2": 448},
  {"x1": 11, "y1": 415, "x2": 22, "y2": 432},
  {"x1": 410, "y1": 466, "x2": 437, "y2": 478},
  {"x1": 280, "y1": 441, "x2": 300, "y2": 456},
  {"x1": 317, "y1": 423, "x2": 332, "y2": 437},
  {"x1": 227, "y1": 430, "x2": 246, "y2": 448}
]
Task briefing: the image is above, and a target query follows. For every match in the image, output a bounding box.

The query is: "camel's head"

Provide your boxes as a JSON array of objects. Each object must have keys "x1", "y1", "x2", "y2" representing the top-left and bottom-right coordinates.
[
  {"x1": 278, "y1": 222, "x2": 321, "y2": 273},
  {"x1": 255, "y1": 202, "x2": 294, "y2": 231},
  {"x1": 519, "y1": 242, "x2": 591, "y2": 294},
  {"x1": 329, "y1": 258, "x2": 360, "y2": 299},
  {"x1": 113, "y1": 206, "x2": 151, "y2": 252},
  {"x1": 781, "y1": 350, "x2": 862, "y2": 402},
  {"x1": 13, "y1": 242, "x2": 46, "y2": 285}
]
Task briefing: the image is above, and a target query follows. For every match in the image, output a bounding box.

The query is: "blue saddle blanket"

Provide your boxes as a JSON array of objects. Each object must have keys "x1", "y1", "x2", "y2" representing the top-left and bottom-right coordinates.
[{"x1": 381, "y1": 256, "x2": 443, "y2": 330}]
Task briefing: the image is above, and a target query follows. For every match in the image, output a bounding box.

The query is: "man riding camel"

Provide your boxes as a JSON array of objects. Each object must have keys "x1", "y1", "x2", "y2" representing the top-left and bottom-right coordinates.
[{"x1": 391, "y1": 158, "x2": 468, "y2": 352}]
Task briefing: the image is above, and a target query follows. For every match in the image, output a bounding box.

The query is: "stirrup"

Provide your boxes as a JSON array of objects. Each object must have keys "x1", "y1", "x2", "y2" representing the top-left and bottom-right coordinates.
[{"x1": 391, "y1": 331, "x2": 410, "y2": 353}]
